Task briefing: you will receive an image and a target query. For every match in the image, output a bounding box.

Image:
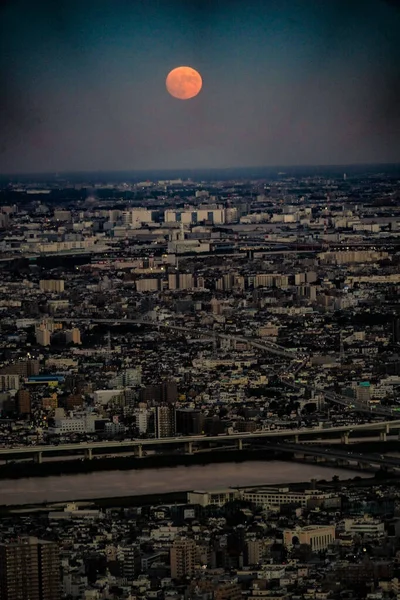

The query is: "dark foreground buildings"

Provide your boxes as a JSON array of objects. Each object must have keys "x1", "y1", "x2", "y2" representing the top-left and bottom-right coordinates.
[{"x1": 0, "y1": 537, "x2": 60, "y2": 600}]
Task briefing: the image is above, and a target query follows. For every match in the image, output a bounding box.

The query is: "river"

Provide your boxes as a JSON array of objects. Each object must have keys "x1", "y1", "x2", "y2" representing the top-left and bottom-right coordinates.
[{"x1": 0, "y1": 461, "x2": 369, "y2": 506}]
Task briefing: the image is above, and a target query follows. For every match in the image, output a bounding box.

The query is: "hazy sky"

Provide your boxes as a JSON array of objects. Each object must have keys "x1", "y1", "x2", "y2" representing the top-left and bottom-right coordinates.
[{"x1": 0, "y1": 0, "x2": 399, "y2": 173}]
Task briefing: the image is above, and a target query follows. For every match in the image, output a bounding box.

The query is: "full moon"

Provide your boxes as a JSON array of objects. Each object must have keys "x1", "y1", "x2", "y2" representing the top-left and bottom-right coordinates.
[{"x1": 166, "y1": 66, "x2": 202, "y2": 100}]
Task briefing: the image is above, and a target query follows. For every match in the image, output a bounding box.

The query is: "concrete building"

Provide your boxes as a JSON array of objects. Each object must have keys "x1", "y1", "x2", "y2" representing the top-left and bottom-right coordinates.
[
  {"x1": 0, "y1": 536, "x2": 60, "y2": 600},
  {"x1": 136, "y1": 278, "x2": 160, "y2": 292},
  {"x1": 319, "y1": 250, "x2": 388, "y2": 264},
  {"x1": 122, "y1": 209, "x2": 154, "y2": 226},
  {"x1": 0, "y1": 374, "x2": 20, "y2": 392},
  {"x1": 187, "y1": 489, "x2": 238, "y2": 507},
  {"x1": 93, "y1": 389, "x2": 124, "y2": 405},
  {"x1": 65, "y1": 328, "x2": 81, "y2": 345},
  {"x1": 356, "y1": 382, "x2": 371, "y2": 404},
  {"x1": 134, "y1": 407, "x2": 149, "y2": 434},
  {"x1": 176, "y1": 409, "x2": 205, "y2": 435},
  {"x1": 35, "y1": 325, "x2": 51, "y2": 346},
  {"x1": 342, "y1": 517, "x2": 385, "y2": 537},
  {"x1": 110, "y1": 368, "x2": 142, "y2": 389},
  {"x1": 155, "y1": 405, "x2": 176, "y2": 438},
  {"x1": 16, "y1": 388, "x2": 31, "y2": 414},
  {"x1": 241, "y1": 487, "x2": 336, "y2": 510},
  {"x1": 168, "y1": 273, "x2": 178, "y2": 290},
  {"x1": 283, "y1": 525, "x2": 335, "y2": 551},
  {"x1": 0, "y1": 359, "x2": 40, "y2": 378},
  {"x1": 53, "y1": 210, "x2": 71, "y2": 222},
  {"x1": 50, "y1": 413, "x2": 102, "y2": 434},
  {"x1": 120, "y1": 545, "x2": 141, "y2": 581},
  {"x1": 165, "y1": 207, "x2": 225, "y2": 225},
  {"x1": 170, "y1": 538, "x2": 196, "y2": 580},
  {"x1": 246, "y1": 540, "x2": 262, "y2": 566},
  {"x1": 39, "y1": 279, "x2": 65, "y2": 293},
  {"x1": 214, "y1": 582, "x2": 243, "y2": 600},
  {"x1": 179, "y1": 273, "x2": 194, "y2": 290}
]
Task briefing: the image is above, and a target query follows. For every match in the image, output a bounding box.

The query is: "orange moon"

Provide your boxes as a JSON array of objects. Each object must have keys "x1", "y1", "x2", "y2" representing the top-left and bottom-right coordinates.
[{"x1": 166, "y1": 66, "x2": 202, "y2": 100}]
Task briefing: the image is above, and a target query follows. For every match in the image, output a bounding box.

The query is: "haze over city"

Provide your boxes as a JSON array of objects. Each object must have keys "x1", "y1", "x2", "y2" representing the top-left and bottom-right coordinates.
[{"x1": 1, "y1": 0, "x2": 400, "y2": 174}]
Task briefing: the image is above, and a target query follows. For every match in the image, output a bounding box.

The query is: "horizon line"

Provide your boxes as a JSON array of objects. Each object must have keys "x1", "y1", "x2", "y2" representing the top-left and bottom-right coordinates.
[{"x1": 1, "y1": 161, "x2": 400, "y2": 180}]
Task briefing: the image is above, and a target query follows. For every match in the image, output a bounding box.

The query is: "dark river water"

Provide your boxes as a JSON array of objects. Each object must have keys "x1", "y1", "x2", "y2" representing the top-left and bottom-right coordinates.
[{"x1": 0, "y1": 461, "x2": 369, "y2": 506}]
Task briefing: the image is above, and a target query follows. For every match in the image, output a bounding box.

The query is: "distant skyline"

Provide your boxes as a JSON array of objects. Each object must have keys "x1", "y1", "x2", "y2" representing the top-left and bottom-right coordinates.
[{"x1": 1, "y1": 0, "x2": 400, "y2": 174}]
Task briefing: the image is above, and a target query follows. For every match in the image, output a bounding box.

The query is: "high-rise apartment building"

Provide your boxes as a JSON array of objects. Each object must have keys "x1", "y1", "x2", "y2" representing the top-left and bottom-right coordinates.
[
  {"x1": 0, "y1": 537, "x2": 60, "y2": 600},
  {"x1": 246, "y1": 539, "x2": 262, "y2": 566},
  {"x1": 155, "y1": 405, "x2": 176, "y2": 438},
  {"x1": 134, "y1": 407, "x2": 149, "y2": 434},
  {"x1": 168, "y1": 273, "x2": 178, "y2": 290},
  {"x1": 120, "y1": 545, "x2": 140, "y2": 580},
  {"x1": 65, "y1": 328, "x2": 81, "y2": 345},
  {"x1": 0, "y1": 374, "x2": 20, "y2": 392},
  {"x1": 16, "y1": 389, "x2": 31, "y2": 415},
  {"x1": 35, "y1": 325, "x2": 51, "y2": 347},
  {"x1": 176, "y1": 409, "x2": 205, "y2": 435},
  {"x1": 178, "y1": 273, "x2": 194, "y2": 290},
  {"x1": 170, "y1": 538, "x2": 196, "y2": 579},
  {"x1": 165, "y1": 207, "x2": 225, "y2": 225},
  {"x1": 135, "y1": 278, "x2": 160, "y2": 292},
  {"x1": 355, "y1": 382, "x2": 371, "y2": 404},
  {"x1": 168, "y1": 273, "x2": 194, "y2": 290},
  {"x1": 0, "y1": 359, "x2": 40, "y2": 378},
  {"x1": 39, "y1": 280, "x2": 65, "y2": 293}
]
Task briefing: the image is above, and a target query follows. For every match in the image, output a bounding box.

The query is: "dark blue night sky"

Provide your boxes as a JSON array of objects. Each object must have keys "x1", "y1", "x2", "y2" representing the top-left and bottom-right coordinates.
[{"x1": 0, "y1": 0, "x2": 399, "y2": 173}]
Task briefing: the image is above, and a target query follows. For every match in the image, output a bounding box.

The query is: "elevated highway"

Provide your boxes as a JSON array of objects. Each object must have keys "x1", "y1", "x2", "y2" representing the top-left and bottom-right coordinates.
[
  {"x1": 1, "y1": 420, "x2": 399, "y2": 463},
  {"x1": 268, "y1": 441, "x2": 400, "y2": 470}
]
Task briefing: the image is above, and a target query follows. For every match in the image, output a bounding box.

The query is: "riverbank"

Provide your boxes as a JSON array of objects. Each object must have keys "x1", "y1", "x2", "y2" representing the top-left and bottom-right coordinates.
[
  {"x1": 1, "y1": 439, "x2": 398, "y2": 480},
  {"x1": 0, "y1": 470, "x2": 393, "y2": 515}
]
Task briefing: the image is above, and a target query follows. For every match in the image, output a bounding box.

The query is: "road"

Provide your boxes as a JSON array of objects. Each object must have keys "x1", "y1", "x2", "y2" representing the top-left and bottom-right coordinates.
[
  {"x1": 270, "y1": 441, "x2": 400, "y2": 469},
  {"x1": 1, "y1": 420, "x2": 399, "y2": 459}
]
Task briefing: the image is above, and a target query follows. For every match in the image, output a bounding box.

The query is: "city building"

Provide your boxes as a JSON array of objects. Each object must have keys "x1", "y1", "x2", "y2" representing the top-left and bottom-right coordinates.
[
  {"x1": 0, "y1": 374, "x2": 20, "y2": 392},
  {"x1": 39, "y1": 280, "x2": 65, "y2": 293},
  {"x1": 283, "y1": 525, "x2": 336, "y2": 551},
  {"x1": 0, "y1": 359, "x2": 40, "y2": 378},
  {"x1": 0, "y1": 537, "x2": 60, "y2": 600},
  {"x1": 155, "y1": 405, "x2": 176, "y2": 438},
  {"x1": 35, "y1": 325, "x2": 51, "y2": 347},
  {"x1": 16, "y1": 389, "x2": 31, "y2": 415},
  {"x1": 170, "y1": 538, "x2": 196, "y2": 579},
  {"x1": 176, "y1": 409, "x2": 205, "y2": 435},
  {"x1": 65, "y1": 328, "x2": 81, "y2": 345}
]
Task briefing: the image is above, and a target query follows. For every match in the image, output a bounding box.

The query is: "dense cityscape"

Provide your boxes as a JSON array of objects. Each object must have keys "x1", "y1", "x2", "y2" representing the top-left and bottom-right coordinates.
[{"x1": 0, "y1": 166, "x2": 399, "y2": 598}]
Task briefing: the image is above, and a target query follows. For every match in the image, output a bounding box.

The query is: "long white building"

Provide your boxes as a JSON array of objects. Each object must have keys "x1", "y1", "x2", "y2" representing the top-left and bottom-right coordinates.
[{"x1": 164, "y1": 207, "x2": 225, "y2": 225}]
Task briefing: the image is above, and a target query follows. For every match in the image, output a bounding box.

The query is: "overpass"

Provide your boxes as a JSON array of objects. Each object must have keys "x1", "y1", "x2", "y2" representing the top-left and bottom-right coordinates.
[
  {"x1": 2, "y1": 420, "x2": 400, "y2": 464},
  {"x1": 268, "y1": 441, "x2": 400, "y2": 471}
]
